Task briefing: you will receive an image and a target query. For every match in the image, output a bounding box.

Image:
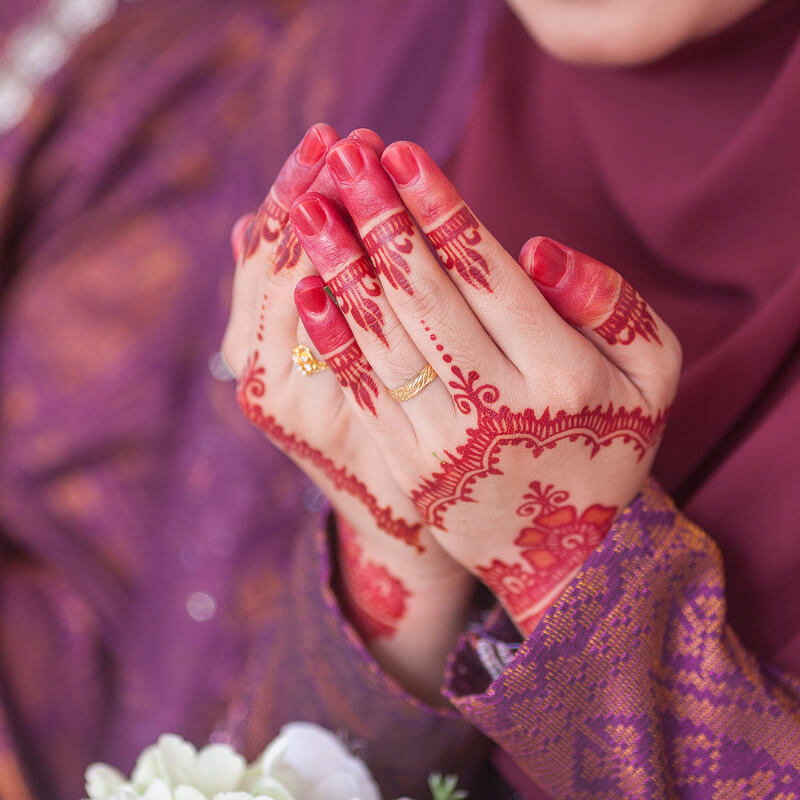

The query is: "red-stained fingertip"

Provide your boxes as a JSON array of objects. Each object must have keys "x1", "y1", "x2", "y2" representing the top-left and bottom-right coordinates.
[
  {"x1": 296, "y1": 126, "x2": 327, "y2": 166},
  {"x1": 327, "y1": 141, "x2": 367, "y2": 183},
  {"x1": 519, "y1": 236, "x2": 622, "y2": 329},
  {"x1": 295, "y1": 275, "x2": 354, "y2": 354},
  {"x1": 348, "y1": 128, "x2": 386, "y2": 155},
  {"x1": 382, "y1": 142, "x2": 420, "y2": 186},
  {"x1": 529, "y1": 238, "x2": 569, "y2": 288},
  {"x1": 291, "y1": 195, "x2": 329, "y2": 238},
  {"x1": 294, "y1": 275, "x2": 329, "y2": 315}
]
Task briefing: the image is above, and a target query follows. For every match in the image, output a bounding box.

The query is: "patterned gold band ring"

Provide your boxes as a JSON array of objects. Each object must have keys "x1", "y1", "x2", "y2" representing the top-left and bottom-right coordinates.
[
  {"x1": 292, "y1": 345, "x2": 329, "y2": 375},
  {"x1": 390, "y1": 363, "x2": 438, "y2": 403}
]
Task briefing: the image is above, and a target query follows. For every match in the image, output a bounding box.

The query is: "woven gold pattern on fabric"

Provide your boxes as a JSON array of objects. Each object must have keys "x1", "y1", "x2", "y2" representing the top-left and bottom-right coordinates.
[{"x1": 449, "y1": 482, "x2": 800, "y2": 798}]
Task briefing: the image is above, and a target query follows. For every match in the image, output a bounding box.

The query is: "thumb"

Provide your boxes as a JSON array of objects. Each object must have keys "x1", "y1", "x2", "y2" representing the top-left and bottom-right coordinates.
[{"x1": 519, "y1": 236, "x2": 681, "y2": 406}]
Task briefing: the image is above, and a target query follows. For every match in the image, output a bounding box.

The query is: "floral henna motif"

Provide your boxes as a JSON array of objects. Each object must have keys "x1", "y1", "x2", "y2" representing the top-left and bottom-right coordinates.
[
  {"x1": 476, "y1": 482, "x2": 617, "y2": 634},
  {"x1": 337, "y1": 518, "x2": 410, "y2": 640},
  {"x1": 326, "y1": 256, "x2": 386, "y2": 346},
  {"x1": 594, "y1": 279, "x2": 662, "y2": 346},
  {"x1": 427, "y1": 206, "x2": 491, "y2": 292},
  {"x1": 514, "y1": 481, "x2": 616, "y2": 575},
  {"x1": 475, "y1": 561, "x2": 539, "y2": 619},
  {"x1": 411, "y1": 364, "x2": 668, "y2": 529},
  {"x1": 272, "y1": 223, "x2": 303, "y2": 272},
  {"x1": 244, "y1": 194, "x2": 290, "y2": 260},
  {"x1": 237, "y1": 352, "x2": 423, "y2": 550},
  {"x1": 474, "y1": 560, "x2": 553, "y2": 634},
  {"x1": 362, "y1": 211, "x2": 415, "y2": 294},
  {"x1": 326, "y1": 340, "x2": 380, "y2": 416}
]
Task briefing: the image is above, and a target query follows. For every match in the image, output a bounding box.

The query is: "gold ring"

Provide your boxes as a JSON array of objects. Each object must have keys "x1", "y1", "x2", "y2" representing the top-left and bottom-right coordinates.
[
  {"x1": 292, "y1": 345, "x2": 329, "y2": 375},
  {"x1": 390, "y1": 363, "x2": 438, "y2": 402}
]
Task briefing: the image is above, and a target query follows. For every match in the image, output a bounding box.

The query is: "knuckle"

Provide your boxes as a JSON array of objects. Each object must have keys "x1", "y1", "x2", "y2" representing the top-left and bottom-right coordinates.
[
  {"x1": 378, "y1": 311, "x2": 410, "y2": 347},
  {"x1": 405, "y1": 276, "x2": 448, "y2": 321},
  {"x1": 542, "y1": 344, "x2": 601, "y2": 410}
]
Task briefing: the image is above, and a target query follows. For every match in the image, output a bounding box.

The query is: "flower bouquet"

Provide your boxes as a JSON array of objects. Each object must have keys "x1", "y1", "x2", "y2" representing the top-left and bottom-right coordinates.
[{"x1": 83, "y1": 724, "x2": 467, "y2": 800}]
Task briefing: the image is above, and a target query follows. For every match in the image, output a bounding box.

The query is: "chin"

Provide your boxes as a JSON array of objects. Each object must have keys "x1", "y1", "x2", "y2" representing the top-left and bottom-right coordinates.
[
  {"x1": 530, "y1": 26, "x2": 691, "y2": 67},
  {"x1": 505, "y1": 0, "x2": 768, "y2": 67}
]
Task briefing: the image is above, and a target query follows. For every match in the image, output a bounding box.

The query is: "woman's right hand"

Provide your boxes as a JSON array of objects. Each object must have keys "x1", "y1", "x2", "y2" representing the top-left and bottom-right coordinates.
[{"x1": 221, "y1": 125, "x2": 473, "y2": 705}]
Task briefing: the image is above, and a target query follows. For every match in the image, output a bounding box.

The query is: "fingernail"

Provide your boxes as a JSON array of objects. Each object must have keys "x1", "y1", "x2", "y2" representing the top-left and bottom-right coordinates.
[
  {"x1": 349, "y1": 128, "x2": 385, "y2": 152},
  {"x1": 382, "y1": 144, "x2": 419, "y2": 186},
  {"x1": 231, "y1": 213, "x2": 253, "y2": 261},
  {"x1": 328, "y1": 141, "x2": 366, "y2": 183},
  {"x1": 532, "y1": 239, "x2": 569, "y2": 287},
  {"x1": 291, "y1": 197, "x2": 328, "y2": 237},
  {"x1": 296, "y1": 126, "x2": 326, "y2": 166},
  {"x1": 295, "y1": 279, "x2": 329, "y2": 315}
]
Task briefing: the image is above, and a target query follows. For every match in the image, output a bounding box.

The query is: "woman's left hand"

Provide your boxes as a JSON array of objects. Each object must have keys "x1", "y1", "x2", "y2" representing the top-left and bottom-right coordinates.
[{"x1": 290, "y1": 136, "x2": 682, "y2": 635}]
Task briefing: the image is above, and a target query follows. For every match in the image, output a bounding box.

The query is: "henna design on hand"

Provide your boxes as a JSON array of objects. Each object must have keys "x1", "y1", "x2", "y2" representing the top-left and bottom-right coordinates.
[
  {"x1": 362, "y1": 211, "x2": 415, "y2": 294},
  {"x1": 237, "y1": 351, "x2": 423, "y2": 550},
  {"x1": 474, "y1": 561, "x2": 544, "y2": 633},
  {"x1": 326, "y1": 256, "x2": 387, "y2": 346},
  {"x1": 326, "y1": 340, "x2": 380, "y2": 416},
  {"x1": 411, "y1": 363, "x2": 667, "y2": 530},
  {"x1": 337, "y1": 518, "x2": 411, "y2": 640},
  {"x1": 514, "y1": 481, "x2": 616, "y2": 571},
  {"x1": 476, "y1": 481, "x2": 617, "y2": 634},
  {"x1": 427, "y1": 206, "x2": 491, "y2": 292},
  {"x1": 593, "y1": 279, "x2": 662, "y2": 346},
  {"x1": 244, "y1": 194, "x2": 290, "y2": 260},
  {"x1": 272, "y1": 224, "x2": 303, "y2": 273}
]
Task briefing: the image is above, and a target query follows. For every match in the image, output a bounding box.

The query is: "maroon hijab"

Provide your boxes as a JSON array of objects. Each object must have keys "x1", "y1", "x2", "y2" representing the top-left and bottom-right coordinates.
[{"x1": 448, "y1": 0, "x2": 800, "y2": 669}]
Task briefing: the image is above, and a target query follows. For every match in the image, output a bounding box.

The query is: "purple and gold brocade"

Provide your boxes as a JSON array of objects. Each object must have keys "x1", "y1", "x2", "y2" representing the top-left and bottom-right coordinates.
[{"x1": 446, "y1": 482, "x2": 800, "y2": 798}]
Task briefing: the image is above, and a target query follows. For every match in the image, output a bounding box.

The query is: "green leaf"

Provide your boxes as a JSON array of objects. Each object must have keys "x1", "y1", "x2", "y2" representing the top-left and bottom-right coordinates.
[
  {"x1": 323, "y1": 285, "x2": 339, "y2": 306},
  {"x1": 428, "y1": 772, "x2": 468, "y2": 800}
]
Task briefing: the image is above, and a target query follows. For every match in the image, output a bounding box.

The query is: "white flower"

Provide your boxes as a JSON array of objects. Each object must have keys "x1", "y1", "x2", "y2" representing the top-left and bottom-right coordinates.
[
  {"x1": 83, "y1": 727, "x2": 383, "y2": 800},
  {"x1": 85, "y1": 764, "x2": 126, "y2": 799},
  {"x1": 130, "y1": 735, "x2": 247, "y2": 797},
  {"x1": 250, "y1": 723, "x2": 381, "y2": 800}
]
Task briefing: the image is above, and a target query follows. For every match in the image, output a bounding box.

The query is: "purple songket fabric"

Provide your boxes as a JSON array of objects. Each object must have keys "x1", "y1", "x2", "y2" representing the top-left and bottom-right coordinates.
[{"x1": 0, "y1": 1, "x2": 798, "y2": 798}]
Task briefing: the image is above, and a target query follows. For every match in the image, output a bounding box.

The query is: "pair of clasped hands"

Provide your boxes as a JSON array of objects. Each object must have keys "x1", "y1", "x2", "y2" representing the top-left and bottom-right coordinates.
[{"x1": 222, "y1": 124, "x2": 681, "y2": 702}]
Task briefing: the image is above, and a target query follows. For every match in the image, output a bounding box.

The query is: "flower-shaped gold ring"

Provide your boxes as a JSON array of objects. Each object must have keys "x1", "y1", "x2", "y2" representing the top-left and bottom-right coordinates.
[{"x1": 292, "y1": 345, "x2": 329, "y2": 376}]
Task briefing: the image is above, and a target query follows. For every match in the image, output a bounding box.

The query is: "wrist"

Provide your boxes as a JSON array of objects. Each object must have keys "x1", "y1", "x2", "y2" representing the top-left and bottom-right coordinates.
[{"x1": 332, "y1": 513, "x2": 474, "y2": 706}]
